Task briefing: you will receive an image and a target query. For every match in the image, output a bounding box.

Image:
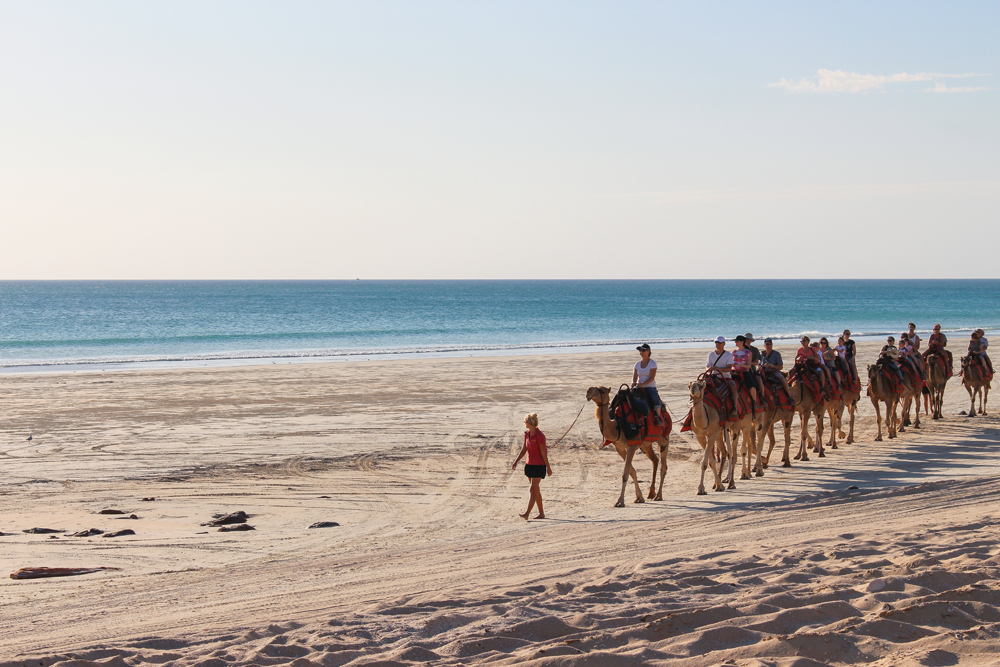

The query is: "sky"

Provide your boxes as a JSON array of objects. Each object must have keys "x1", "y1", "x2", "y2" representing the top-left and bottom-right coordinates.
[{"x1": 1, "y1": 2, "x2": 997, "y2": 279}]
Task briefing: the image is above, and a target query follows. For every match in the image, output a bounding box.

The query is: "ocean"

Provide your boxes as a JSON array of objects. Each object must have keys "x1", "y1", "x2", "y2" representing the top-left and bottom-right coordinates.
[{"x1": 0, "y1": 280, "x2": 996, "y2": 372}]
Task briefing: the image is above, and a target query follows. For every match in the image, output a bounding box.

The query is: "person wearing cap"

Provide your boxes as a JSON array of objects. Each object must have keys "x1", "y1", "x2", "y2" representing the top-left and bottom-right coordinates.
[
  {"x1": 760, "y1": 337, "x2": 792, "y2": 395},
  {"x1": 707, "y1": 336, "x2": 738, "y2": 410},
  {"x1": 632, "y1": 343, "x2": 663, "y2": 421},
  {"x1": 923, "y1": 324, "x2": 953, "y2": 376}
]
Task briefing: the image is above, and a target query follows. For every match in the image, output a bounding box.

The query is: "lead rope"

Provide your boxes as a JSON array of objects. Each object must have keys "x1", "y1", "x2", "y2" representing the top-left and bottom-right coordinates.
[{"x1": 550, "y1": 402, "x2": 587, "y2": 446}]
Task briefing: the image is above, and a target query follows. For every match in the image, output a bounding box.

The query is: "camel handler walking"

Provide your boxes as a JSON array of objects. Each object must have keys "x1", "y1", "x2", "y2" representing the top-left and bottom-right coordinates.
[{"x1": 512, "y1": 413, "x2": 552, "y2": 520}]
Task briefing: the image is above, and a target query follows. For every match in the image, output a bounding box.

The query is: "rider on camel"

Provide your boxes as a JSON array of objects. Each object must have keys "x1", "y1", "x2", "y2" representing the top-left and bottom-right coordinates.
[
  {"x1": 707, "y1": 336, "x2": 737, "y2": 414},
  {"x1": 880, "y1": 336, "x2": 906, "y2": 384},
  {"x1": 922, "y1": 324, "x2": 953, "y2": 377},
  {"x1": 733, "y1": 335, "x2": 758, "y2": 406},
  {"x1": 760, "y1": 337, "x2": 793, "y2": 396},
  {"x1": 796, "y1": 336, "x2": 828, "y2": 398},
  {"x1": 898, "y1": 333, "x2": 924, "y2": 381},
  {"x1": 819, "y1": 338, "x2": 843, "y2": 389},
  {"x1": 744, "y1": 333, "x2": 767, "y2": 402},
  {"x1": 975, "y1": 329, "x2": 994, "y2": 374},
  {"x1": 810, "y1": 341, "x2": 834, "y2": 395},
  {"x1": 632, "y1": 343, "x2": 664, "y2": 422},
  {"x1": 842, "y1": 329, "x2": 859, "y2": 384}
]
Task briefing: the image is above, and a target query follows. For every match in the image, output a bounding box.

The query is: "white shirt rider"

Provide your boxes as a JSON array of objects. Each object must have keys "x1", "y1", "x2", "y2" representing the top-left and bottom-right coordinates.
[
  {"x1": 634, "y1": 359, "x2": 657, "y2": 388},
  {"x1": 707, "y1": 350, "x2": 734, "y2": 378}
]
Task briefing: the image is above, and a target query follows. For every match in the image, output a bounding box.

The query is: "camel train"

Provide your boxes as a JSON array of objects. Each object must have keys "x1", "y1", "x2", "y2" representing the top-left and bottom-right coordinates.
[{"x1": 585, "y1": 328, "x2": 993, "y2": 504}]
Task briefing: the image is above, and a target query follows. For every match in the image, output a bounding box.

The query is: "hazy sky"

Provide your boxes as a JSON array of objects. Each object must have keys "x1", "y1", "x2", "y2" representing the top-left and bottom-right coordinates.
[{"x1": 1, "y1": 2, "x2": 997, "y2": 279}]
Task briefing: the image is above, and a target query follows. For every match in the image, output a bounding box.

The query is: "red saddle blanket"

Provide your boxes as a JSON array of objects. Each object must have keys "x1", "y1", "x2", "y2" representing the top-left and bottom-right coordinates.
[
  {"x1": 681, "y1": 376, "x2": 750, "y2": 431},
  {"x1": 962, "y1": 355, "x2": 994, "y2": 382},
  {"x1": 789, "y1": 363, "x2": 824, "y2": 403},
  {"x1": 900, "y1": 361, "x2": 925, "y2": 389},
  {"x1": 761, "y1": 378, "x2": 795, "y2": 412},
  {"x1": 866, "y1": 364, "x2": 903, "y2": 396}
]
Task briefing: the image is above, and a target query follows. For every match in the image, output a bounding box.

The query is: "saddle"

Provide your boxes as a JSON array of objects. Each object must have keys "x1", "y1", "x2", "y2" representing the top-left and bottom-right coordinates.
[
  {"x1": 962, "y1": 355, "x2": 994, "y2": 382},
  {"x1": 731, "y1": 372, "x2": 765, "y2": 414},
  {"x1": 789, "y1": 362, "x2": 824, "y2": 402},
  {"x1": 610, "y1": 385, "x2": 671, "y2": 445},
  {"x1": 681, "y1": 374, "x2": 749, "y2": 431},
  {"x1": 872, "y1": 359, "x2": 904, "y2": 393},
  {"x1": 899, "y1": 358, "x2": 925, "y2": 389},
  {"x1": 760, "y1": 372, "x2": 795, "y2": 411}
]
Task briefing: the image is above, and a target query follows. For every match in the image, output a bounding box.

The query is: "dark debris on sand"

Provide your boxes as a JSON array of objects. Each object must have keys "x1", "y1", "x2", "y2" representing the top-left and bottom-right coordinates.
[
  {"x1": 219, "y1": 524, "x2": 255, "y2": 532},
  {"x1": 203, "y1": 511, "x2": 249, "y2": 527},
  {"x1": 103, "y1": 529, "x2": 136, "y2": 538}
]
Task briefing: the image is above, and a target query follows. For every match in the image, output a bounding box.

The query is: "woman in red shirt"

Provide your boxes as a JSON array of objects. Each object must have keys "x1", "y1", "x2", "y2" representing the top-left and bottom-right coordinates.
[{"x1": 512, "y1": 413, "x2": 552, "y2": 520}]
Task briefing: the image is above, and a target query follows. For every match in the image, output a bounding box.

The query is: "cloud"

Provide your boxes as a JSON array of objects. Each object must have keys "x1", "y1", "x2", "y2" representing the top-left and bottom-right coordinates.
[
  {"x1": 924, "y1": 81, "x2": 990, "y2": 93},
  {"x1": 769, "y1": 69, "x2": 989, "y2": 94}
]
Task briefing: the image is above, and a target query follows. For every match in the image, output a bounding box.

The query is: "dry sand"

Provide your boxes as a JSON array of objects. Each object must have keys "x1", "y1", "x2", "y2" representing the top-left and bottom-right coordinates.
[{"x1": 2, "y1": 342, "x2": 1000, "y2": 667}]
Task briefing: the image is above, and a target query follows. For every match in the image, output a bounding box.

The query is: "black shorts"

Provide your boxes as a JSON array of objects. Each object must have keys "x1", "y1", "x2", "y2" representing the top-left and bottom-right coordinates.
[
  {"x1": 524, "y1": 464, "x2": 547, "y2": 479},
  {"x1": 922, "y1": 385, "x2": 930, "y2": 395}
]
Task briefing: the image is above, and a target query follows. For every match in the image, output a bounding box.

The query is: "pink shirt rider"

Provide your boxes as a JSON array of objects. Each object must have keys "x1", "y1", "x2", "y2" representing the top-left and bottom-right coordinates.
[{"x1": 731, "y1": 348, "x2": 752, "y2": 372}]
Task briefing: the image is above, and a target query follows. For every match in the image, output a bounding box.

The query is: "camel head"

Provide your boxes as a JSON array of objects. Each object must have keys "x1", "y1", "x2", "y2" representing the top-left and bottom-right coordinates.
[
  {"x1": 586, "y1": 386, "x2": 610, "y2": 403},
  {"x1": 688, "y1": 380, "x2": 706, "y2": 402}
]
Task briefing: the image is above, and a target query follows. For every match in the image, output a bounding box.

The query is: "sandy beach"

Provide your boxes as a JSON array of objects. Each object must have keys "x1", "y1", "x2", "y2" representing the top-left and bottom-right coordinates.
[{"x1": 3, "y1": 342, "x2": 1000, "y2": 666}]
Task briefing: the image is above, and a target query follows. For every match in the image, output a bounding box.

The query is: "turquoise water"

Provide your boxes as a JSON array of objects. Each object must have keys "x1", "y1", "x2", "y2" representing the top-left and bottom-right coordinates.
[{"x1": 0, "y1": 280, "x2": 996, "y2": 371}]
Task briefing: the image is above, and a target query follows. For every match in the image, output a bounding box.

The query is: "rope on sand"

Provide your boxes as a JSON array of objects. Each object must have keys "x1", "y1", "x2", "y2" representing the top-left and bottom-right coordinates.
[{"x1": 550, "y1": 403, "x2": 587, "y2": 446}]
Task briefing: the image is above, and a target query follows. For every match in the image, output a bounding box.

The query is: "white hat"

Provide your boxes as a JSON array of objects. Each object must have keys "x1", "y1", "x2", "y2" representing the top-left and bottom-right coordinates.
[{"x1": 714, "y1": 336, "x2": 726, "y2": 343}]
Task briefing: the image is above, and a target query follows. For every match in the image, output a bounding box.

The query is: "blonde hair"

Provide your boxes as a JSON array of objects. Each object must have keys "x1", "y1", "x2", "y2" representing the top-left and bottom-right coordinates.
[{"x1": 524, "y1": 413, "x2": 539, "y2": 428}]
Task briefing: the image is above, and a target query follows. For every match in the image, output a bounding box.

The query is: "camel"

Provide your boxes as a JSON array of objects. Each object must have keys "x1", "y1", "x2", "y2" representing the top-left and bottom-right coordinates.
[
  {"x1": 960, "y1": 356, "x2": 992, "y2": 417},
  {"x1": 789, "y1": 375, "x2": 825, "y2": 461},
  {"x1": 925, "y1": 350, "x2": 950, "y2": 420},
  {"x1": 586, "y1": 387, "x2": 669, "y2": 506},
  {"x1": 687, "y1": 380, "x2": 734, "y2": 495},
  {"x1": 867, "y1": 364, "x2": 903, "y2": 441},
  {"x1": 759, "y1": 404, "x2": 795, "y2": 468}
]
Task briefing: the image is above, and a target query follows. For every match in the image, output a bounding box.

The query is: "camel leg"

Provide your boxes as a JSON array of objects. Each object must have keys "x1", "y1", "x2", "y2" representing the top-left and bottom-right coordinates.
[
  {"x1": 871, "y1": 397, "x2": 883, "y2": 441},
  {"x1": 642, "y1": 443, "x2": 658, "y2": 499},
  {"x1": 697, "y1": 433, "x2": 723, "y2": 495},
  {"x1": 615, "y1": 446, "x2": 636, "y2": 507},
  {"x1": 825, "y1": 406, "x2": 838, "y2": 450},
  {"x1": 751, "y1": 424, "x2": 764, "y2": 477},
  {"x1": 726, "y1": 431, "x2": 737, "y2": 489},
  {"x1": 815, "y1": 409, "x2": 825, "y2": 458},
  {"x1": 617, "y1": 445, "x2": 644, "y2": 506},
  {"x1": 913, "y1": 395, "x2": 921, "y2": 428},
  {"x1": 722, "y1": 428, "x2": 736, "y2": 485},
  {"x1": 983, "y1": 386, "x2": 989, "y2": 415},
  {"x1": 796, "y1": 412, "x2": 810, "y2": 461},
  {"x1": 760, "y1": 419, "x2": 776, "y2": 468},
  {"x1": 739, "y1": 427, "x2": 751, "y2": 480},
  {"x1": 654, "y1": 437, "x2": 668, "y2": 501},
  {"x1": 966, "y1": 386, "x2": 977, "y2": 417},
  {"x1": 782, "y1": 417, "x2": 792, "y2": 466},
  {"x1": 846, "y1": 402, "x2": 856, "y2": 444}
]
